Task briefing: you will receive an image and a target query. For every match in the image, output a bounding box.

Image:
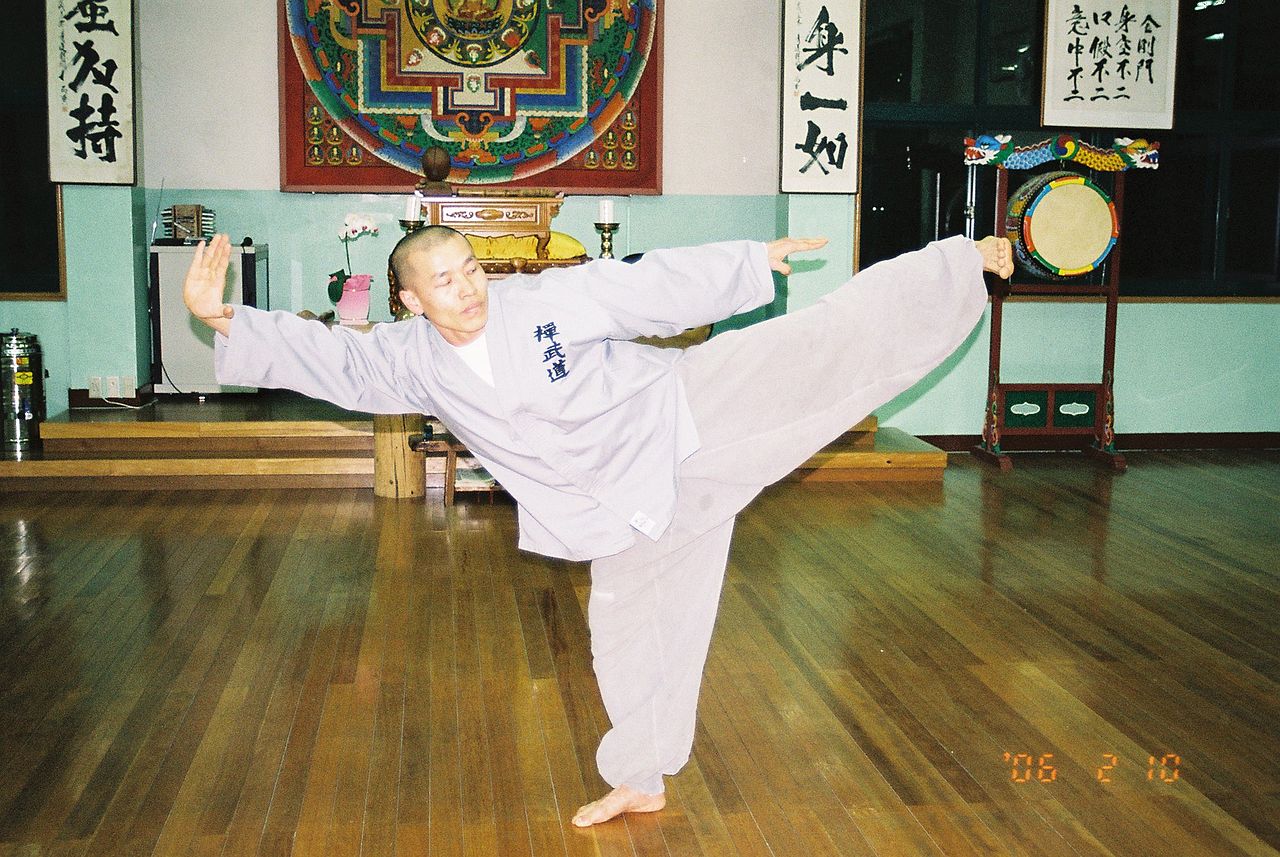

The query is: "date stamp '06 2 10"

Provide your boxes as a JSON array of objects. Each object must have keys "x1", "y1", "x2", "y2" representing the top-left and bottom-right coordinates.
[{"x1": 1003, "y1": 752, "x2": 1183, "y2": 784}]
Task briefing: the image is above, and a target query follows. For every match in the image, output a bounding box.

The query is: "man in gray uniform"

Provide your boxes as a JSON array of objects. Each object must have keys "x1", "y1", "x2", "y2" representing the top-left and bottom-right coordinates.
[{"x1": 185, "y1": 227, "x2": 1012, "y2": 826}]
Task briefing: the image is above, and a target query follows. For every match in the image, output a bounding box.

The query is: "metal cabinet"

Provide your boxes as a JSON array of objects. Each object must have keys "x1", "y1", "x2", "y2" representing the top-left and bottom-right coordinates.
[{"x1": 148, "y1": 244, "x2": 268, "y2": 394}]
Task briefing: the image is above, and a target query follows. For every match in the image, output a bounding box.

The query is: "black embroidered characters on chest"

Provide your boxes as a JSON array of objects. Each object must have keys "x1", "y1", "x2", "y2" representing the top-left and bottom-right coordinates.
[{"x1": 534, "y1": 322, "x2": 569, "y2": 383}]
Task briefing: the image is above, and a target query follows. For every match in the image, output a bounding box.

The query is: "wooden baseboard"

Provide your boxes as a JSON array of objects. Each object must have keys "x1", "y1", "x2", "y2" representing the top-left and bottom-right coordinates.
[
  {"x1": 1113, "y1": 432, "x2": 1280, "y2": 450},
  {"x1": 917, "y1": 432, "x2": 1280, "y2": 452},
  {"x1": 789, "y1": 468, "x2": 943, "y2": 483}
]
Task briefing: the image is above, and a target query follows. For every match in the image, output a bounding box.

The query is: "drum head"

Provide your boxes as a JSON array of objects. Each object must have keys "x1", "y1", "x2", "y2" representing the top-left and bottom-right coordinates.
[{"x1": 1008, "y1": 172, "x2": 1118, "y2": 279}]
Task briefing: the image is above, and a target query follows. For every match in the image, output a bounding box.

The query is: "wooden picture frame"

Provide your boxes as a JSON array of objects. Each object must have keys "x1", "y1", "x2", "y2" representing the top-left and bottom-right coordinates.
[
  {"x1": 46, "y1": 0, "x2": 136, "y2": 185},
  {"x1": 781, "y1": 0, "x2": 861, "y2": 194},
  {"x1": 1042, "y1": 0, "x2": 1179, "y2": 129}
]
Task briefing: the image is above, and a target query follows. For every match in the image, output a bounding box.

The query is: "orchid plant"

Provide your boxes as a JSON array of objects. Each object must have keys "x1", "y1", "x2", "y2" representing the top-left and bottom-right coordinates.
[{"x1": 329, "y1": 214, "x2": 380, "y2": 302}]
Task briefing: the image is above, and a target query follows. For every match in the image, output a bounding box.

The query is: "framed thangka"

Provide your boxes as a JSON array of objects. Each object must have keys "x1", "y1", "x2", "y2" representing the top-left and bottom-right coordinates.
[
  {"x1": 280, "y1": 0, "x2": 661, "y2": 193},
  {"x1": 46, "y1": 0, "x2": 136, "y2": 184},
  {"x1": 1042, "y1": 0, "x2": 1179, "y2": 129},
  {"x1": 781, "y1": 0, "x2": 860, "y2": 194}
]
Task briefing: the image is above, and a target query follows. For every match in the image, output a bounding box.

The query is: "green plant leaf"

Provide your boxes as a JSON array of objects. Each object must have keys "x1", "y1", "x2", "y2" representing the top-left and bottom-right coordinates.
[{"x1": 328, "y1": 270, "x2": 348, "y2": 303}]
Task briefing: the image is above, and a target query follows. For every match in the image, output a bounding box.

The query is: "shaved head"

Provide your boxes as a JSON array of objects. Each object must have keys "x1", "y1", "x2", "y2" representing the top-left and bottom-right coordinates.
[
  {"x1": 390, "y1": 225, "x2": 469, "y2": 291},
  {"x1": 390, "y1": 224, "x2": 489, "y2": 344}
]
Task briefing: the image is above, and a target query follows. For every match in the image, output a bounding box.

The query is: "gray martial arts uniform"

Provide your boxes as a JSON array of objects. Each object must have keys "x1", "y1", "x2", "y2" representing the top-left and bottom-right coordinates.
[
  {"x1": 214, "y1": 235, "x2": 987, "y2": 797},
  {"x1": 217, "y1": 241, "x2": 773, "y2": 561}
]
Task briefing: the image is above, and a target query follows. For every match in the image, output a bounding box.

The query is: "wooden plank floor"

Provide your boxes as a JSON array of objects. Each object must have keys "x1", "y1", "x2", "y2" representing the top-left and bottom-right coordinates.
[{"x1": 0, "y1": 451, "x2": 1276, "y2": 856}]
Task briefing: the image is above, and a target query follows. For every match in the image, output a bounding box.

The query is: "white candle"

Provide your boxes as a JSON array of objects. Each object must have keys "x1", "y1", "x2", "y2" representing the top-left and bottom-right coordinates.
[
  {"x1": 404, "y1": 194, "x2": 419, "y2": 221},
  {"x1": 598, "y1": 198, "x2": 614, "y2": 223}
]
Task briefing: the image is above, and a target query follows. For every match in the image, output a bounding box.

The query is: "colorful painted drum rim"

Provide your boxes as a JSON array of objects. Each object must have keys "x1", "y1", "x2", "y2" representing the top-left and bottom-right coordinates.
[{"x1": 1006, "y1": 171, "x2": 1119, "y2": 280}]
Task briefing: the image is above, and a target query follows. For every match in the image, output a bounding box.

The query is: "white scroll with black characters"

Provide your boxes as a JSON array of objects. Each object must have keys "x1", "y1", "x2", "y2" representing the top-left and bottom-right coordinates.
[
  {"x1": 47, "y1": 0, "x2": 135, "y2": 184},
  {"x1": 781, "y1": 1, "x2": 860, "y2": 194},
  {"x1": 1042, "y1": 0, "x2": 1179, "y2": 129}
]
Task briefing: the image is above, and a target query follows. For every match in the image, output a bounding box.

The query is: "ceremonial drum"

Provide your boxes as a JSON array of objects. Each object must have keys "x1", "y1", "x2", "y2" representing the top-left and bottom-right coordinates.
[{"x1": 1005, "y1": 171, "x2": 1118, "y2": 279}]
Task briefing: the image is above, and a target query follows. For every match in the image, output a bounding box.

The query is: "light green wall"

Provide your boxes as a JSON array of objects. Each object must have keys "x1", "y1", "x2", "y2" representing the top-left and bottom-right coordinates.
[
  {"x1": 10, "y1": 187, "x2": 1279, "y2": 435},
  {"x1": 63, "y1": 185, "x2": 149, "y2": 392},
  {"x1": 3, "y1": 184, "x2": 146, "y2": 416},
  {"x1": 626, "y1": 194, "x2": 791, "y2": 328},
  {"x1": 132, "y1": 190, "x2": 791, "y2": 321},
  {"x1": 0, "y1": 301, "x2": 71, "y2": 417},
  {"x1": 1113, "y1": 303, "x2": 1280, "y2": 433},
  {"x1": 878, "y1": 301, "x2": 1280, "y2": 434},
  {"x1": 782, "y1": 195, "x2": 856, "y2": 312}
]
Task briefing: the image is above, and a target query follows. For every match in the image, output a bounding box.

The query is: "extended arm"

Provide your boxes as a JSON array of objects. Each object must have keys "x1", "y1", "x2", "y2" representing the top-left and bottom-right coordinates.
[
  {"x1": 213, "y1": 308, "x2": 425, "y2": 414},
  {"x1": 537, "y1": 237, "x2": 827, "y2": 341},
  {"x1": 185, "y1": 235, "x2": 424, "y2": 414}
]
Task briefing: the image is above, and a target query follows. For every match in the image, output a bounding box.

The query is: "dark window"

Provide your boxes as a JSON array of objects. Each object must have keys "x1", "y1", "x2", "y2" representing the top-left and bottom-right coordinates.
[
  {"x1": 860, "y1": 0, "x2": 1280, "y2": 298},
  {"x1": 0, "y1": 4, "x2": 63, "y2": 299},
  {"x1": 1176, "y1": 0, "x2": 1228, "y2": 111},
  {"x1": 1121, "y1": 133, "x2": 1217, "y2": 291},
  {"x1": 1223, "y1": 141, "x2": 1280, "y2": 284},
  {"x1": 865, "y1": 1, "x2": 979, "y2": 105},
  {"x1": 983, "y1": 0, "x2": 1042, "y2": 107},
  {"x1": 861, "y1": 125, "x2": 981, "y2": 263},
  {"x1": 1234, "y1": 2, "x2": 1280, "y2": 111}
]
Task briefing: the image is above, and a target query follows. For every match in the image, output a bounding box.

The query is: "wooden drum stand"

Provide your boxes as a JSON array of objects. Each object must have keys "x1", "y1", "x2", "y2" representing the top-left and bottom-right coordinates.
[{"x1": 965, "y1": 133, "x2": 1161, "y2": 472}]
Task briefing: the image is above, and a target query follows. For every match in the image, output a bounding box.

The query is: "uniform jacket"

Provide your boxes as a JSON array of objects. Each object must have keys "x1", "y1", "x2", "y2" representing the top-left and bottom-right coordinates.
[{"x1": 215, "y1": 240, "x2": 774, "y2": 561}]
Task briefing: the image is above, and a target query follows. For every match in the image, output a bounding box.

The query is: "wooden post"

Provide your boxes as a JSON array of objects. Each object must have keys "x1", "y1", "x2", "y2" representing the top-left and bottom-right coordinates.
[
  {"x1": 973, "y1": 167, "x2": 1014, "y2": 471},
  {"x1": 373, "y1": 413, "x2": 426, "y2": 499}
]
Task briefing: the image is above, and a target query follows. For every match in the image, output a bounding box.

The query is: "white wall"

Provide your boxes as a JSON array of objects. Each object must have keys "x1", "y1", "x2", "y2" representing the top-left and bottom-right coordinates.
[
  {"x1": 137, "y1": 0, "x2": 283, "y2": 191},
  {"x1": 661, "y1": 1, "x2": 780, "y2": 194},
  {"x1": 134, "y1": 0, "x2": 780, "y2": 195}
]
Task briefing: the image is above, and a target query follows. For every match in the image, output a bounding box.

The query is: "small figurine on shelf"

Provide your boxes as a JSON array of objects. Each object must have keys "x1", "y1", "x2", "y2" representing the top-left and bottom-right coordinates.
[
  {"x1": 330, "y1": 214, "x2": 379, "y2": 325},
  {"x1": 416, "y1": 144, "x2": 454, "y2": 196}
]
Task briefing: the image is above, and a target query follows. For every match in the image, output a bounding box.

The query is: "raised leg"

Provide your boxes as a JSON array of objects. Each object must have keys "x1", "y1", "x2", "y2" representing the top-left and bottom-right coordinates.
[
  {"x1": 677, "y1": 235, "x2": 988, "y2": 487},
  {"x1": 576, "y1": 237, "x2": 993, "y2": 824}
]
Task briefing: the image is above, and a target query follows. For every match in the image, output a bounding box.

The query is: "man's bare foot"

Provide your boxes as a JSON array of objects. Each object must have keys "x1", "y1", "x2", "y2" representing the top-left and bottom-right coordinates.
[
  {"x1": 571, "y1": 785, "x2": 666, "y2": 827},
  {"x1": 976, "y1": 235, "x2": 1014, "y2": 279}
]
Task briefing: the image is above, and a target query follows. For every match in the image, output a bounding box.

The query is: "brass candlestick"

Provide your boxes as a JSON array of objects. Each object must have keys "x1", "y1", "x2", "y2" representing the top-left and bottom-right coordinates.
[
  {"x1": 399, "y1": 219, "x2": 425, "y2": 233},
  {"x1": 595, "y1": 222, "x2": 619, "y2": 259}
]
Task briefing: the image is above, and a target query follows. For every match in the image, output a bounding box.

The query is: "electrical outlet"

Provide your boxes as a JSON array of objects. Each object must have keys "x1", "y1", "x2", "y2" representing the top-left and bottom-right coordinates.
[
  {"x1": 88, "y1": 376, "x2": 103, "y2": 399},
  {"x1": 106, "y1": 376, "x2": 121, "y2": 398},
  {"x1": 121, "y1": 375, "x2": 136, "y2": 399}
]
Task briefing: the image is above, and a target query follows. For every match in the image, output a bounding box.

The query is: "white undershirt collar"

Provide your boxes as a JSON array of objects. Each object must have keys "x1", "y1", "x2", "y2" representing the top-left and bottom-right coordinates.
[{"x1": 448, "y1": 331, "x2": 495, "y2": 386}]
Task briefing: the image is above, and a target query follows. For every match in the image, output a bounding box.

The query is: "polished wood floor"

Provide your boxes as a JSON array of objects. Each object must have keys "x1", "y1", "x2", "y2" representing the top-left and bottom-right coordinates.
[{"x1": 0, "y1": 452, "x2": 1276, "y2": 856}]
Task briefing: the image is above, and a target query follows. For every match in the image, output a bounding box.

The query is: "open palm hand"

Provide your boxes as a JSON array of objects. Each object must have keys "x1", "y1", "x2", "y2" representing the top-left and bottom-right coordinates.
[{"x1": 183, "y1": 234, "x2": 235, "y2": 332}]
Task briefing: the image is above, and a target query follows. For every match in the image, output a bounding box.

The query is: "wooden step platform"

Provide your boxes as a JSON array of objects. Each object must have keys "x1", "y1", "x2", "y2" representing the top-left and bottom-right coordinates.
[
  {"x1": 1, "y1": 394, "x2": 946, "y2": 491},
  {"x1": 0, "y1": 453, "x2": 374, "y2": 491},
  {"x1": 37, "y1": 418, "x2": 374, "y2": 452},
  {"x1": 785, "y1": 427, "x2": 948, "y2": 483}
]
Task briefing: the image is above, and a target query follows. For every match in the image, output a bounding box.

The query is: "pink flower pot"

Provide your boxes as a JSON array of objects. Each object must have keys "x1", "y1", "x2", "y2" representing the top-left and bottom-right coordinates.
[{"x1": 337, "y1": 273, "x2": 372, "y2": 325}]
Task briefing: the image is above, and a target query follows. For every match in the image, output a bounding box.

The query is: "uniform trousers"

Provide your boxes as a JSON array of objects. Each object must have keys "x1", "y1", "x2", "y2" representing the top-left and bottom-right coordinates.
[{"x1": 587, "y1": 236, "x2": 987, "y2": 795}]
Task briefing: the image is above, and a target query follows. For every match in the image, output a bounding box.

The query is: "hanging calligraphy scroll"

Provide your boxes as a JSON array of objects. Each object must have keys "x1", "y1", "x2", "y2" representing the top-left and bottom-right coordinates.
[
  {"x1": 279, "y1": 1, "x2": 661, "y2": 193},
  {"x1": 780, "y1": 0, "x2": 860, "y2": 194},
  {"x1": 46, "y1": 0, "x2": 135, "y2": 185},
  {"x1": 1042, "y1": 0, "x2": 1179, "y2": 129}
]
